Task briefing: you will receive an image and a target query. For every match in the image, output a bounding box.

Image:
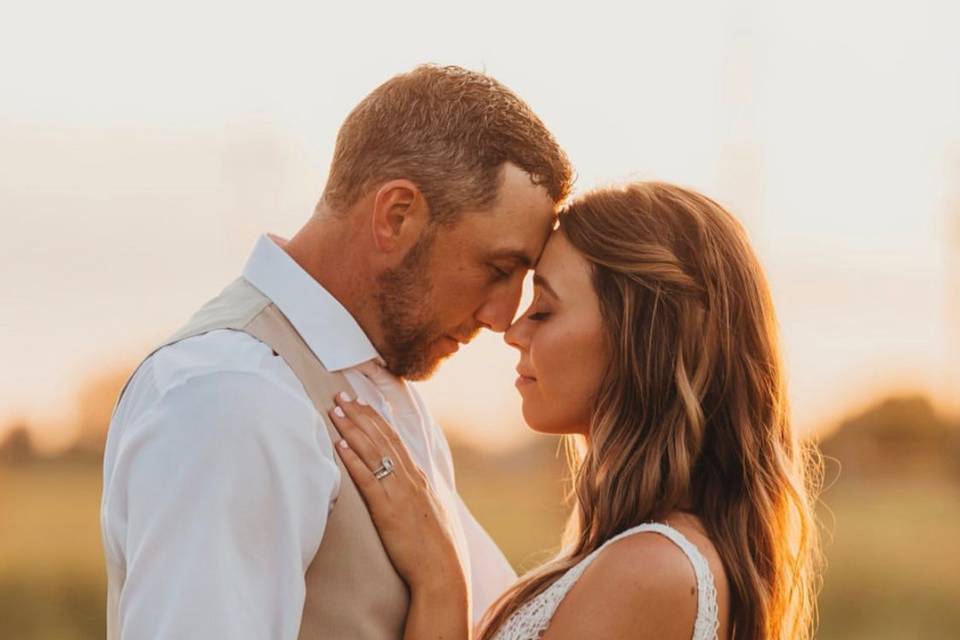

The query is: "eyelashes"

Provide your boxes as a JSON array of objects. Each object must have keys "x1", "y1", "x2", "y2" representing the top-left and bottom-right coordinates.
[
  {"x1": 528, "y1": 311, "x2": 551, "y2": 322},
  {"x1": 491, "y1": 265, "x2": 511, "y2": 282}
]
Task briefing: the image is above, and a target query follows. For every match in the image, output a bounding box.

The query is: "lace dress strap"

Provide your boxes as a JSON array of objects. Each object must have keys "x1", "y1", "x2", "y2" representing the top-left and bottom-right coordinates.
[
  {"x1": 615, "y1": 523, "x2": 720, "y2": 640},
  {"x1": 491, "y1": 522, "x2": 720, "y2": 640}
]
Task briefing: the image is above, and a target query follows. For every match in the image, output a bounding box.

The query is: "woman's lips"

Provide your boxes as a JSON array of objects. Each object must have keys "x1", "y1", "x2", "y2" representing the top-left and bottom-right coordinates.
[{"x1": 515, "y1": 369, "x2": 537, "y2": 387}]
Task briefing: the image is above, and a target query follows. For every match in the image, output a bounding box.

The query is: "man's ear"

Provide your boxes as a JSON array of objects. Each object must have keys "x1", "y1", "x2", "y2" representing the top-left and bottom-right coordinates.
[{"x1": 370, "y1": 179, "x2": 429, "y2": 255}]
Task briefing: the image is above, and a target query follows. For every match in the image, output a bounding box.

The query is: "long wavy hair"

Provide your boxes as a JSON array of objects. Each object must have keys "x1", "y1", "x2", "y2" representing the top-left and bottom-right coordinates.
[{"x1": 478, "y1": 182, "x2": 821, "y2": 640}]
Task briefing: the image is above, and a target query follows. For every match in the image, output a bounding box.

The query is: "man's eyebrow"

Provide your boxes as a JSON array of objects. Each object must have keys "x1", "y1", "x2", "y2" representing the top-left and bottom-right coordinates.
[
  {"x1": 533, "y1": 273, "x2": 559, "y2": 299},
  {"x1": 488, "y1": 249, "x2": 533, "y2": 268}
]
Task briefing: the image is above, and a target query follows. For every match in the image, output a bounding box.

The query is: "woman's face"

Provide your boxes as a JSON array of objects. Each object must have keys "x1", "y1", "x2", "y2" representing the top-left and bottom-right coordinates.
[{"x1": 505, "y1": 230, "x2": 608, "y2": 436}]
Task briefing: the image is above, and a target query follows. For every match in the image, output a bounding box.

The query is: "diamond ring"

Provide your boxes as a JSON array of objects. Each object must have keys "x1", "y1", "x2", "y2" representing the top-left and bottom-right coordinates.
[{"x1": 373, "y1": 456, "x2": 395, "y2": 481}]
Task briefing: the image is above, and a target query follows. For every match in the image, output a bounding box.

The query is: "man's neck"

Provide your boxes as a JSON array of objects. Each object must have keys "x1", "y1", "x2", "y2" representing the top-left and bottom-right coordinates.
[{"x1": 282, "y1": 208, "x2": 384, "y2": 350}]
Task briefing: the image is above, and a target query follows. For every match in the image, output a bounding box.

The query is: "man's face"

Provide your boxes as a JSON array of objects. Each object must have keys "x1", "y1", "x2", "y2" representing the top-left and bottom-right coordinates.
[{"x1": 376, "y1": 164, "x2": 556, "y2": 380}]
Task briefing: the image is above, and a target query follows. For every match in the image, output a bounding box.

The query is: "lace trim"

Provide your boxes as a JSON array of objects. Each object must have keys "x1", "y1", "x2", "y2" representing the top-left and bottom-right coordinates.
[{"x1": 491, "y1": 522, "x2": 719, "y2": 640}]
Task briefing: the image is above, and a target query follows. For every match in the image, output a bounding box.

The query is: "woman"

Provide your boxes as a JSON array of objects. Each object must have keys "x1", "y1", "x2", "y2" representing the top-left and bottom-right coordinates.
[{"x1": 329, "y1": 182, "x2": 821, "y2": 639}]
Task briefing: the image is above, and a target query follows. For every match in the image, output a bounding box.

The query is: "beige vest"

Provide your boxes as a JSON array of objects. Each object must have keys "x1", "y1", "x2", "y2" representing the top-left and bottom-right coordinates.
[{"x1": 109, "y1": 277, "x2": 409, "y2": 639}]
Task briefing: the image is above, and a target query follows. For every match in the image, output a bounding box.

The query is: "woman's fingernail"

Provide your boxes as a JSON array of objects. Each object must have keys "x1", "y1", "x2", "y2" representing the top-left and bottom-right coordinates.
[
  {"x1": 333, "y1": 406, "x2": 345, "y2": 418},
  {"x1": 338, "y1": 439, "x2": 349, "y2": 449},
  {"x1": 356, "y1": 397, "x2": 368, "y2": 406},
  {"x1": 339, "y1": 391, "x2": 352, "y2": 402}
]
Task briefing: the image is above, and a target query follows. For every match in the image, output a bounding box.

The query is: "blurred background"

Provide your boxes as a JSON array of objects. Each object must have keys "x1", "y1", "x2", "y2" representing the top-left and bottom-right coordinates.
[{"x1": 2, "y1": 0, "x2": 958, "y2": 638}]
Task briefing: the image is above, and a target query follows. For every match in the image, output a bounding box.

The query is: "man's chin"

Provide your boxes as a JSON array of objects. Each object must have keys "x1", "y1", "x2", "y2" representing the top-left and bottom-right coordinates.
[
  {"x1": 406, "y1": 348, "x2": 457, "y2": 381},
  {"x1": 401, "y1": 365, "x2": 437, "y2": 382},
  {"x1": 391, "y1": 337, "x2": 462, "y2": 381},
  {"x1": 391, "y1": 356, "x2": 441, "y2": 381}
]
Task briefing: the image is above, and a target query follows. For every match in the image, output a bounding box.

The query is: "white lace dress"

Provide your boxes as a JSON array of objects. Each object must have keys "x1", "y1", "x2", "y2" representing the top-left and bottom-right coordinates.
[{"x1": 491, "y1": 522, "x2": 720, "y2": 640}]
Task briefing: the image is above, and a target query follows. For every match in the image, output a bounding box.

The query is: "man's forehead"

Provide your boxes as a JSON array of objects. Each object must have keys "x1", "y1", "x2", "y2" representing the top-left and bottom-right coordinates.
[
  {"x1": 486, "y1": 247, "x2": 535, "y2": 267},
  {"x1": 502, "y1": 211, "x2": 559, "y2": 260}
]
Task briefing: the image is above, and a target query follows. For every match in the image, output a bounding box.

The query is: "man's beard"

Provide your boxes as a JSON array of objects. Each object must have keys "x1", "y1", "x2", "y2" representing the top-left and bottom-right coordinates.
[{"x1": 375, "y1": 233, "x2": 447, "y2": 380}]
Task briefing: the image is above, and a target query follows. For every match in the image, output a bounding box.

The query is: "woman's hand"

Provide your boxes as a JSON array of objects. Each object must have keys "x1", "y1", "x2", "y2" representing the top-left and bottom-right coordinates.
[{"x1": 329, "y1": 392, "x2": 470, "y2": 639}]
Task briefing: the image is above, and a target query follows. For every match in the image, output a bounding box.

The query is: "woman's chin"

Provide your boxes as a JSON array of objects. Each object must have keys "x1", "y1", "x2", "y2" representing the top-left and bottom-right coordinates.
[
  {"x1": 519, "y1": 405, "x2": 546, "y2": 434},
  {"x1": 521, "y1": 402, "x2": 589, "y2": 437},
  {"x1": 520, "y1": 406, "x2": 565, "y2": 436}
]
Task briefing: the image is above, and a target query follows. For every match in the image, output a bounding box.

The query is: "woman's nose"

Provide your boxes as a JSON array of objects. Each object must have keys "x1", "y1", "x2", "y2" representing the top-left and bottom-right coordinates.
[{"x1": 504, "y1": 317, "x2": 526, "y2": 350}]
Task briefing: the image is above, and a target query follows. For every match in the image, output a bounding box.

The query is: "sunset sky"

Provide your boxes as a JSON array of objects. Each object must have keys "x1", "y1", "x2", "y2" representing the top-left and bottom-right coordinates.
[{"x1": 2, "y1": 0, "x2": 958, "y2": 451}]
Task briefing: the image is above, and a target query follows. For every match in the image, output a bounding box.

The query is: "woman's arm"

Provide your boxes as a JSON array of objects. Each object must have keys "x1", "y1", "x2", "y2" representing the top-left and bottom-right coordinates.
[
  {"x1": 329, "y1": 393, "x2": 471, "y2": 640},
  {"x1": 541, "y1": 533, "x2": 699, "y2": 639},
  {"x1": 405, "y1": 582, "x2": 471, "y2": 640}
]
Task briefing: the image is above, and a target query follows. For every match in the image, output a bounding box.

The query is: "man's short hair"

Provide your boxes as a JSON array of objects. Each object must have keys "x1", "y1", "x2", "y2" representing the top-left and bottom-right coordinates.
[{"x1": 323, "y1": 64, "x2": 573, "y2": 224}]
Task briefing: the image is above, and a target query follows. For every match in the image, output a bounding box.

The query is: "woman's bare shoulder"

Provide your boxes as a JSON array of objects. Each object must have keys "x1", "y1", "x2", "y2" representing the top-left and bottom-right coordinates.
[{"x1": 541, "y1": 527, "x2": 699, "y2": 640}]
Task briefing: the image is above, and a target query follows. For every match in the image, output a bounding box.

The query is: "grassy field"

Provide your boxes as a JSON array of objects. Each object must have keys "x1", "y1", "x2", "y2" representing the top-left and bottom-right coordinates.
[
  {"x1": 1, "y1": 462, "x2": 106, "y2": 640},
  {"x1": 815, "y1": 475, "x2": 960, "y2": 639},
  {"x1": 2, "y1": 456, "x2": 959, "y2": 638}
]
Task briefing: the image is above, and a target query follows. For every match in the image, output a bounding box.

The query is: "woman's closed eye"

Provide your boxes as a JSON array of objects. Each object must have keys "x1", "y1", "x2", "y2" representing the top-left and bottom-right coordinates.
[{"x1": 528, "y1": 310, "x2": 551, "y2": 322}]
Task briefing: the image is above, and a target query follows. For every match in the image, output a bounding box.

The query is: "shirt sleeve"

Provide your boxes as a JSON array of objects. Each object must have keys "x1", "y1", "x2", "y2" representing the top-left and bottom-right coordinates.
[{"x1": 109, "y1": 368, "x2": 338, "y2": 639}]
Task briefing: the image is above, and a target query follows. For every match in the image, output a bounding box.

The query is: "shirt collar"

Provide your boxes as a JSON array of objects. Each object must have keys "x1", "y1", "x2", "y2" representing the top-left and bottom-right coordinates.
[{"x1": 241, "y1": 234, "x2": 383, "y2": 372}]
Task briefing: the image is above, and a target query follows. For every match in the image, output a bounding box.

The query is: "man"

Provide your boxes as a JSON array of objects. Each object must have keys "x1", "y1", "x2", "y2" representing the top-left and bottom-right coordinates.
[{"x1": 100, "y1": 64, "x2": 572, "y2": 639}]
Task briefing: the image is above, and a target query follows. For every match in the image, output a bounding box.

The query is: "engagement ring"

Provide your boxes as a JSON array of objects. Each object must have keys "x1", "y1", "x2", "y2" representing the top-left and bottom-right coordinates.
[{"x1": 373, "y1": 456, "x2": 395, "y2": 480}]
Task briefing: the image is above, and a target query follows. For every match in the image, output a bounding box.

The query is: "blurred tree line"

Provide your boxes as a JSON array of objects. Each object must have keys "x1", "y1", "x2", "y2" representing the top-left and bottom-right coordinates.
[
  {"x1": 3, "y1": 364, "x2": 958, "y2": 483},
  {"x1": 0, "y1": 366, "x2": 130, "y2": 466},
  {"x1": 816, "y1": 395, "x2": 960, "y2": 483}
]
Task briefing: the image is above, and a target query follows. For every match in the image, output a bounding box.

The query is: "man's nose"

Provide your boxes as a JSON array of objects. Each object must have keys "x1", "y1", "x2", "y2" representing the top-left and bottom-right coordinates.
[{"x1": 476, "y1": 281, "x2": 524, "y2": 333}]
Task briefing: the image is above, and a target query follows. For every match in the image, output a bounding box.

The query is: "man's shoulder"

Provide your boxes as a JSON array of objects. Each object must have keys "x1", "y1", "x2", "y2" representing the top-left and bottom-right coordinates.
[
  {"x1": 115, "y1": 329, "x2": 321, "y2": 443},
  {"x1": 122, "y1": 329, "x2": 312, "y2": 418},
  {"x1": 146, "y1": 329, "x2": 275, "y2": 390}
]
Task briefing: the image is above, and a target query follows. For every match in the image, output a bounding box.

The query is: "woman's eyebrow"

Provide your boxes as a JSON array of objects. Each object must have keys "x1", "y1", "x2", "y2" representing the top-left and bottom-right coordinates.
[{"x1": 533, "y1": 273, "x2": 559, "y2": 299}]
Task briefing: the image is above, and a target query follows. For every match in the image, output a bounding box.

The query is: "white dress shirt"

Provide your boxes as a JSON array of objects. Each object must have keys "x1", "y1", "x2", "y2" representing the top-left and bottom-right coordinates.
[{"x1": 101, "y1": 235, "x2": 516, "y2": 639}]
